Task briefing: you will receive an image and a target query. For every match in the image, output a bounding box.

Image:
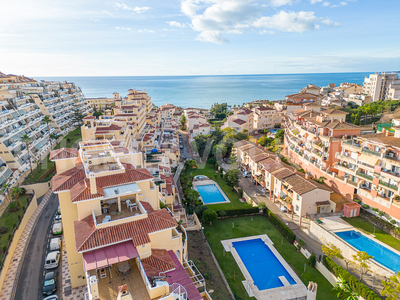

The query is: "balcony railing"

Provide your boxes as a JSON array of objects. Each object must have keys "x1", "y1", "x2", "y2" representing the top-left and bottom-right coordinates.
[
  {"x1": 356, "y1": 171, "x2": 373, "y2": 181},
  {"x1": 379, "y1": 180, "x2": 398, "y2": 191},
  {"x1": 343, "y1": 140, "x2": 361, "y2": 148},
  {"x1": 362, "y1": 148, "x2": 381, "y2": 157}
]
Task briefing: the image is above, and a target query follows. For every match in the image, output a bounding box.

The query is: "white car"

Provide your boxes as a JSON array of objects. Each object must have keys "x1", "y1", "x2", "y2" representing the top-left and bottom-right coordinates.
[{"x1": 242, "y1": 171, "x2": 251, "y2": 178}]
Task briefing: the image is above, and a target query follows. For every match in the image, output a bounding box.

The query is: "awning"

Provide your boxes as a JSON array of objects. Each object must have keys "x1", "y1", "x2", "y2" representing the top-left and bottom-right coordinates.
[
  {"x1": 358, "y1": 154, "x2": 379, "y2": 166},
  {"x1": 83, "y1": 241, "x2": 139, "y2": 271}
]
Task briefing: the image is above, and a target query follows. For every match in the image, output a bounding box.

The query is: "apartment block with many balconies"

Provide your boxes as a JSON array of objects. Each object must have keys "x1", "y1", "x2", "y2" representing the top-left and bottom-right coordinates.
[{"x1": 363, "y1": 72, "x2": 400, "y2": 101}]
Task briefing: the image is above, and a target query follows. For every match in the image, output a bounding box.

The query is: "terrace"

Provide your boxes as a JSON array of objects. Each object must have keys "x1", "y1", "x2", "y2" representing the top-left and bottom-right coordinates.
[{"x1": 94, "y1": 198, "x2": 147, "y2": 225}]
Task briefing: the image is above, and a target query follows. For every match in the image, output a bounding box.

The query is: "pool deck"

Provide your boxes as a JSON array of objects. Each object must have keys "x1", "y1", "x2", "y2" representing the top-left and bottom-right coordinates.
[
  {"x1": 193, "y1": 180, "x2": 231, "y2": 205},
  {"x1": 221, "y1": 235, "x2": 307, "y2": 300}
]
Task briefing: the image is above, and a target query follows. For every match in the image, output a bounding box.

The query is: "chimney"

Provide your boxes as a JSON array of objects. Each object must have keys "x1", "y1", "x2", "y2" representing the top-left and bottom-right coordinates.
[
  {"x1": 89, "y1": 173, "x2": 97, "y2": 194},
  {"x1": 340, "y1": 119, "x2": 343, "y2": 123},
  {"x1": 305, "y1": 173, "x2": 310, "y2": 179},
  {"x1": 386, "y1": 129, "x2": 390, "y2": 137},
  {"x1": 264, "y1": 147, "x2": 268, "y2": 152}
]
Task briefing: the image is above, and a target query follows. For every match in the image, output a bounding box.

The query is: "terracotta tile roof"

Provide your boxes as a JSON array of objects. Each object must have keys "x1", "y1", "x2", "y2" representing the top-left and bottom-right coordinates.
[
  {"x1": 257, "y1": 106, "x2": 275, "y2": 111},
  {"x1": 115, "y1": 113, "x2": 137, "y2": 117},
  {"x1": 258, "y1": 158, "x2": 282, "y2": 172},
  {"x1": 142, "y1": 249, "x2": 176, "y2": 277},
  {"x1": 322, "y1": 108, "x2": 348, "y2": 115},
  {"x1": 359, "y1": 133, "x2": 400, "y2": 148},
  {"x1": 251, "y1": 153, "x2": 270, "y2": 162},
  {"x1": 74, "y1": 208, "x2": 177, "y2": 252},
  {"x1": 271, "y1": 168, "x2": 294, "y2": 180},
  {"x1": 246, "y1": 147, "x2": 264, "y2": 158},
  {"x1": 238, "y1": 143, "x2": 256, "y2": 151},
  {"x1": 234, "y1": 140, "x2": 250, "y2": 148},
  {"x1": 83, "y1": 116, "x2": 96, "y2": 120},
  {"x1": 52, "y1": 164, "x2": 154, "y2": 202},
  {"x1": 283, "y1": 173, "x2": 332, "y2": 195},
  {"x1": 324, "y1": 120, "x2": 360, "y2": 130},
  {"x1": 49, "y1": 148, "x2": 79, "y2": 161},
  {"x1": 95, "y1": 124, "x2": 122, "y2": 134}
]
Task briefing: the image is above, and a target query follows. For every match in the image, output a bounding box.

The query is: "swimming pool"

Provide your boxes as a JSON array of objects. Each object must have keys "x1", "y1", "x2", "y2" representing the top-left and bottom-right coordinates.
[
  {"x1": 196, "y1": 184, "x2": 229, "y2": 204},
  {"x1": 336, "y1": 230, "x2": 400, "y2": 272},
  {"x1": 232, "y1": 238, "x2": 296, "y2": 290},
  {"x1": 269, "y1": 129, "x2": 278, "y2": 134}
]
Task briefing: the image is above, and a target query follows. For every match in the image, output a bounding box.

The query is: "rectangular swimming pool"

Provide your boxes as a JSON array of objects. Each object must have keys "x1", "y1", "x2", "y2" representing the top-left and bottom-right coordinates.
[
  {"x1": 196, "y1": 184, "x2": 228, "y2": 204},
  {"x1": 336, "y1": 230, "x2": 400, "y2": 272},
  {"x1": 232, "y1": 238, "x2": 296, "y2": 290}
]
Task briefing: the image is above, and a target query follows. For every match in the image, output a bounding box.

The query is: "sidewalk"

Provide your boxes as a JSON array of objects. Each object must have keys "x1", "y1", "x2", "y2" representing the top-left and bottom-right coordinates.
[{"x1": 0, "y1": 189, "x2": 53, "y2": 300}]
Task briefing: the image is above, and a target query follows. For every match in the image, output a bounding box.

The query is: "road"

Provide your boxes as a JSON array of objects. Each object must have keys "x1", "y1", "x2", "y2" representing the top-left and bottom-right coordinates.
[
  {"x1": 179, "y1": 131, "x2": 192, "y2": 159},
  {"x1": 14, "y1": 192, "x2": 61, "y2": 300}
]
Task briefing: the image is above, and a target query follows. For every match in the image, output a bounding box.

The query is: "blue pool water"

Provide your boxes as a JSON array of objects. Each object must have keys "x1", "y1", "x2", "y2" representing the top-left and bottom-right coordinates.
[
  {"x1": 336, "y1": 230, "x2": 400, "y2": 272},
  {"x1": 232, "y1": 239, "x2": 296, "y2": 290},
  {"x1": 196, "y1": 184, "x2": 228, "y2": 204},
  {"x1": 269, "y1": 129, "x2": 278, "y2": 134}
]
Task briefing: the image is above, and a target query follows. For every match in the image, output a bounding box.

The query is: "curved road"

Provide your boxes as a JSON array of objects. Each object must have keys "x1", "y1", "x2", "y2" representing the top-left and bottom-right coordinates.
[{"x1": 14, "y1": 193, "x2": 61, "y2": 300}]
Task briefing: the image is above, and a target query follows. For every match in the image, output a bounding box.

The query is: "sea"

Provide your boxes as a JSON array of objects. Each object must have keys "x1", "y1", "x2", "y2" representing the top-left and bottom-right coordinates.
[{"x1": 37, "y1": 72, "x2": 371, "y2": 109}]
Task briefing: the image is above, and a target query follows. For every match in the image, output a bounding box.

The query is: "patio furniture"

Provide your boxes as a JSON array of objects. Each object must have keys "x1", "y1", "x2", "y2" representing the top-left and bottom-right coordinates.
[
  {"x1": 117, "y1": 261, "x2": 130, "y2": 273},
  {"x1": 126, "y1": 200, "x2": 136, "y2": 212},
  {"x1": 102, "y1": 207, "x2": 109, "y2": 214},
  {"x1": 102, "y1": 215, "x2": 111, "y2": 223}
]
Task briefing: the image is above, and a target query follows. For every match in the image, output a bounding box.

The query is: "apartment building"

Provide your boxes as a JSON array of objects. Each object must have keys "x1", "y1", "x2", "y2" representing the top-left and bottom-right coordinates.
[
  {"x1": 284, "y1": 105, "x2": 361, "y2": 171},
  {"x1": 184, "y1": 109, "x2": 211, "y2": 142},
  {"x1": 0, "y1": 157, "x2": 16, "y2": 195},
  {"x1": 233, "y1": 140, "x2": 334, "y2": 226},
  {"x1": 86, "y1": 92, "x2": 120, "y2": 111},
  {"x1": 343, "y1": 94, "x2": 372, "y2": 106},
  {"x1": 50, "y1": 140, "x2": 207, "y2": 300},
  {"x1": 0, "y1": 72, "x2": 91, "y2": 178},
  {"x1": 284, "y1": 89, "x2": 323, "y2": 116},
  {"x1": 222, "y1": 106, "x2": 281, "y2": 133},
  {"x1": 363, "y1": 72, "x2": 400, "y2": 101}
]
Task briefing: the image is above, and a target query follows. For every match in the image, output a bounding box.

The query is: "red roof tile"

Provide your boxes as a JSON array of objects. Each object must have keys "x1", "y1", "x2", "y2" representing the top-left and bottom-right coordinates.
[{"x1": 49, "y1": 148, "x2": 79, "y2": 161}]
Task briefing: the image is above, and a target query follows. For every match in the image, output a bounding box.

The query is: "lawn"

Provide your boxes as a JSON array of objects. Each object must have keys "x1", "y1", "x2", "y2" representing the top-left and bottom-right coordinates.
[
  {"x1": 0, "y1": 194, "x2": 33, "y2": 262},
  {"x1": 342, "y1": 216, "x2": 400, "y2": 251},
  {"x1": 183, "y1": 162, "x2": 245, "y2": 210},
  {"x1": 204, "y1": 216, "x2": 337, "y2": 300},
  {"x1": 23, "y1": 127, "x2": 82, "y2": 185}
]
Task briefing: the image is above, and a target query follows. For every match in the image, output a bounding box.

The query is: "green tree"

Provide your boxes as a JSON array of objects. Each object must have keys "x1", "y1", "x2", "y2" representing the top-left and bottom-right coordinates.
[
  {"x1": 210, "y1": 103, "x2": 229, "y2": 118},
  {"x1": 352, "y1": 251, "x2": 373, "y2": 280},
  {"x1": 322, "y1": 243, "x2": 344, "y2": 260},
  {"x1": 0, "y1": 183, "x2": 12, "y2": 206},
  {"x1": 21, "y1": 134, "x2": 33, "y2": 177},
  {"x1": 263, "y1": 128, "x2": 269, "y2": 135},
  {"x1": 180, "y1": 114, "x2": 186, "y2": 130},
  {"x1": 257, "y1": 136, "x2": 273, "y2": 147},
  {"x1": 333, "y1": 276, "x2": 359, "y2": 300},
  {"x1": 187, "y1": 189, "x2": 200, "y2": 208},
  {"x1": 72, "y1": 106, "x2": 85, "y2": 127},
  {"x1": 42, "y1": 115, "x2": 53, "y2": 149},
  {"x1": 203, "y1": 209, "x2": 218, "y2": 225},
  {"x1": 10, "y1": 186, "x2": 23, "y2": 203},
  {"x1": 275, "y1": 129, "x2": 285, "y2": 142},
  {"x1": 223, "y1": 169, "x2": 239, "y2": 189},
  {"x1": 218, "y1": 209, "x2": 227, "y2": 220},
  {"x1": 381, "y1": 272, "x2": 400, "y2": 300}
]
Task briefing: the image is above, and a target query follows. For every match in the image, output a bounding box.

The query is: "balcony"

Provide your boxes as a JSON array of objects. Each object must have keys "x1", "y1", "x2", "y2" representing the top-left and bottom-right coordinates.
[
  {"x1": 342, "y1": 140, "x2": 361, "y2": 152},
  {"x1": 379, "y1": 180, "x2": 398, "y2": 191},
  {"x1": 362, "y1": 147, "x2": 381, "y2": 157},
  {"x1": 356, "y1": 171, "x2": 373, "y2": 181}
]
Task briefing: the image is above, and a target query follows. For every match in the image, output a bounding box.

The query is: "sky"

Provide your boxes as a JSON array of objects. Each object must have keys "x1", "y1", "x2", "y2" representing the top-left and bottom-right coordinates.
[{"x1": 0, "y1": 0, "x2": 399, "y2": 76}]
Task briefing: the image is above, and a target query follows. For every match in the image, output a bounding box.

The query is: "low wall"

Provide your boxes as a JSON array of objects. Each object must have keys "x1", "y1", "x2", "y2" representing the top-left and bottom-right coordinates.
[
  {"x1": 21, "y1": 181, "x2": 52, "y2": 199},
  {"x1": 0, "y1": 192, "x2": 38, "y2": 293},
  {"x1": 242, "y1": 191, "x2": 257, "y2": 207},
  {"x1": 309, "y1": 221, "x2": 393, "y2": 277}
]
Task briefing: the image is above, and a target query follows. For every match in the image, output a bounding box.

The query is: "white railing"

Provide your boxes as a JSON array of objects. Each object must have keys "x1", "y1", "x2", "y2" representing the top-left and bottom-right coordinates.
[{"x1": 170, "y1": 283, "x2": 187, "y2": 300}]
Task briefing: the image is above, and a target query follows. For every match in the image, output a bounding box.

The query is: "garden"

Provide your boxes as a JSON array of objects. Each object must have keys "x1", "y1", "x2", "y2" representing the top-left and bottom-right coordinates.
[
  {"x1": 0, "y1": 187, "x2": 33, "y2": 266},
  {"x1": 202, "y1": 215, "x2": 337, "y2": 300},
  {"x1": 22, "y1": 127, "x2": 82, "y2": 185}
]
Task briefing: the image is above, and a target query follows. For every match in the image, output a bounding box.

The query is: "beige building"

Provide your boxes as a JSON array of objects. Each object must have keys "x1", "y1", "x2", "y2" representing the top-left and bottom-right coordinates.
[
  {"x1": 184, "y1": 109, "x2": 211, "y2": 142},
  {"x1": 50, "y1": 140, "x2": 208, "y2": 300},
  {"x1": 363, "y1": 72, "x2": 400, "y2": 101}
]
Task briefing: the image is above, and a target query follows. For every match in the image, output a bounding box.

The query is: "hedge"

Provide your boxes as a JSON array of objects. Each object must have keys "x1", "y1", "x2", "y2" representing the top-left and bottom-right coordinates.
[
  {"x1": 215, "y1": 207, "x2": 259, "y2": 217},
  {"x1": 262, "y1": 207, "x2": 296, "y2": 244},
  {"x1": 323, "y1": 256, "x2": 380, "y2": 300}
]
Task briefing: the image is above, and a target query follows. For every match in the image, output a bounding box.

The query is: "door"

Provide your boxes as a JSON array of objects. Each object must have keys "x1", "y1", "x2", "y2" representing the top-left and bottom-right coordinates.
[
  {"x1": 317, "y1": 207, "x2": 321, "y2": 214},
  {"x1": 350, "y1": 209, "x2": 354, "y2": 218}
]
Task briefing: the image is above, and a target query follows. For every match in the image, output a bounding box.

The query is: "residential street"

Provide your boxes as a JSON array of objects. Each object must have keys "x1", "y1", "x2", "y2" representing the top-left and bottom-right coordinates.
[
  {"x1": 14, "y1": 193, "x2": 61, "y2": 300},
  {"x1": 179, "y1": 131, "x2": 192, "y2": 159}
]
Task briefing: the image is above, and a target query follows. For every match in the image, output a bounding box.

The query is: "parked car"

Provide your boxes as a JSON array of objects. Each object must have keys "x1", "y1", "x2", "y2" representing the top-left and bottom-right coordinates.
[
  {"x1": 42, "y1": 272, "x2": 57, "y2": 296},
  {"x1": 242, "y1": 171, "x2": 251, "y2": 178},
  {"x1": 57, "y1": 206, "x2": 61, "y2": 215},
  {"x1": 50, "y1": 237, "x2": 62, "y2": 251},
  {"x1": 54, "y1": 215, "x2": 62, "y2": 223},
  {"x1": 52, "y1": 223, "x2": 62, "y2": 235},
  {"x1": 45, "y1": 251, "x2": 60, "y2": 269},
  {"x1": 43, "y1": 295, "x2": 58, "y2": 300},
  {"x1": 180, "y1": 145, "x2": 183, "y2": 149}
]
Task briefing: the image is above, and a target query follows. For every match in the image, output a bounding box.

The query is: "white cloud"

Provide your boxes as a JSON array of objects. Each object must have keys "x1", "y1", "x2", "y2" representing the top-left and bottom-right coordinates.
[
  {"x1": 114, "y1": 3, "x2": 151, "y2": 14},
  {"x1": 323, "y1": 2, "x2": 330, "y2": 6},
  {"x1": 167, "y1": 21, "x2": 187, "y2": 28},
  {"x1": 310, "y1": 0, "x2": 323, "y2": 4},
  {"x1": 138, "y1": 29, "x2": 155, "y2": 34},
  {"x1": 322, "y1": 19, "x2": 340, "y2": 26},
  {"x1": 259, "y1": 30, "x2": 275, "y2": 35},
  {"x1": 340, "y1": 1, "x2": 348, "y2": 5},
  {"x1": 115, "y1": 27, "x2": 131, "y2": 30},
  {"x1": 180, "y1": 0, "x2": 338, "y2": 43},
  {"x1": 331, "y1": 1, "x2": 348, "y2": 7}
]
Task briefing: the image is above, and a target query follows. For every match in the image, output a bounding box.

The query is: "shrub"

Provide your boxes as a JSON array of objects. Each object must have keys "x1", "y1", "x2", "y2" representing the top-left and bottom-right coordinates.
[
  {"x1": 204, "y1": 271, "x2": 212, "y2": 279},
  {"x1": 308, "y1": 253, "x2": 316, "y2": 267},
  {"x1": 215, "y1": 208, "x2": 259, "y2": 217},
  {"x1": 371, "y1": 207, "x2": 379, "y2": 212},
  {"x1": 238, "y1": 188, "x2": 243, "y2": 198},
  {"x1": 0, "y1": 226, "x2": 9, "y2": 234},
  {"x1": 297, "y1": 239, "x2": 306, "y2": 249},
  {"x1": 195, "y1": 205, "x2": 208, "y2": 218},
  {"x1": 323, "y1": 256, "x2": 380, "y2": 300},
  {"x1": 362, "y1": 204, "x2": 370, "y2": 209},
  {"x1": 205, "y1": 231, "x2": 211, "y2": 237},
  {"x1": 267, "y1": 210, "x2": 296, "y2": 243},
  {"x1": 354, "y1": 199, "x2": 361, "y2": 204},
  {"x1": 208, "y1": 158, "x2": 216, "y2": 166},
  {"x1": 298, "y1": 168, "x2": 305, "y2": 173},
  {"x1": 390, "y1": 219, "x2": 396, "y2": 225},
  {"x1": 378, "y1": 210, "x2": 385, "y2": 217},
  {"x1": 2, "y1": 246, "x2": 6, "y2": 254}
]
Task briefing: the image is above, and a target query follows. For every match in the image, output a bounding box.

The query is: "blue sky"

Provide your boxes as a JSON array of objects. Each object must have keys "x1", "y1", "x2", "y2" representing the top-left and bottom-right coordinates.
[{"x1": 1, "y1": 0, "x2": 399, "y2": 76}]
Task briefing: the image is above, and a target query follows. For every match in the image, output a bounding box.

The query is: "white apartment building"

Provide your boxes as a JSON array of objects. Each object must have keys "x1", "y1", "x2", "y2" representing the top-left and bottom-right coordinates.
[
  {"x1": 0, "y1": 72, "x2": 91, "y2": 179},
  {"x1": 363, "y1": 72, "x2": 400, "y2": 101},
  {"x1": 184, "y1": 109, "x2": 211, "y2": 142}
]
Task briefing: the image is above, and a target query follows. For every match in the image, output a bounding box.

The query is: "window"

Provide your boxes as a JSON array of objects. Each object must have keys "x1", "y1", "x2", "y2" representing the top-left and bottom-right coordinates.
[
  {"x1": 297, "y1": 195, "x2": 300, "y2": 200},
  {"x1": 296, "y1": 205, "x2": 299, "y2": 211}
]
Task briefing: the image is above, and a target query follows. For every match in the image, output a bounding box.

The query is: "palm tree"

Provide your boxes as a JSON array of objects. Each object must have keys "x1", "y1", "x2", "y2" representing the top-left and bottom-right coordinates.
[
  {"x1": 43, "y1": 116, "x2": 53, "y2": 149},
  {"x1": 11, "y1": 186, "x2": 23, "y2": 203},
  {"x1": 0, "y1": 183, "x2": 12, "y2": 205},
  {"x1": 21, "y1": 134, "x2": 33, "y2": 178},
  {"x1": 187, "y1": 189, "x2": 200, "y2": 208}
]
